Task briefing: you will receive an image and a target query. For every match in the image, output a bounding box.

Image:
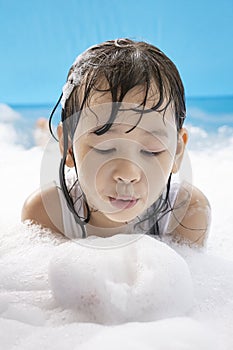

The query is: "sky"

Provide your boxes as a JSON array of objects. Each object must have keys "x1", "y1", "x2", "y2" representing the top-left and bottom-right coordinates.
[{"x1": 0, "y1": 0, "x2": 233, "y2": 105}]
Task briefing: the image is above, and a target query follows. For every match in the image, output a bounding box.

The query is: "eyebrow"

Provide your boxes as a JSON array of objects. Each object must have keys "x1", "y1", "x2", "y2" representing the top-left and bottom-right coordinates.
[
  {"x1": 142, "y1": 128, "x2": 168, "y2": 138},
  {"x1": 89, "y1": 126, "x2": 168, "y2": 138}
]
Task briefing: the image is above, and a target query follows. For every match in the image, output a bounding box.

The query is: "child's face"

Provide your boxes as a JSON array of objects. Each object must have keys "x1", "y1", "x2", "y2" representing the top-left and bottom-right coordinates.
[{"x1": 71, "y1": 86, "x2": 179, "y2": 227}]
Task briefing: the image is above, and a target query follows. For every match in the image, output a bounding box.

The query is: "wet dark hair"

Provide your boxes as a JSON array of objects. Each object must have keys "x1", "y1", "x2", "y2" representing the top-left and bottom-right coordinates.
[{"x1": 49, "y1": 38, "x2": 187, "y2": 238}]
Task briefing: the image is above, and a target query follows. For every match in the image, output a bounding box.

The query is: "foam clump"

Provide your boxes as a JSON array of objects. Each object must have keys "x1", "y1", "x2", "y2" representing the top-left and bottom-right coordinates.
[{"x1": 49, "y1": 234, "x2": 194, "y2": 324}]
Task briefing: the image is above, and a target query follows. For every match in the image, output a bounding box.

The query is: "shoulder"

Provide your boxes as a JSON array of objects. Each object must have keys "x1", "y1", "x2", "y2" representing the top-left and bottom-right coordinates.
[
  {"x1": 21, "y1": 183, "x2": 64, "y2": 235},
  {"x1": 168, "y1": 183, "x2": 211, "y2": 246},
  {"x1": 186, "y1": 184, "x2": 210, "y2": 206}
]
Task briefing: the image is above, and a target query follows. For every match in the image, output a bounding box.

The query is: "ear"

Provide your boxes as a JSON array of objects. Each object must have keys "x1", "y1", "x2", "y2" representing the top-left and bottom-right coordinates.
[
  {"x1": 57, "y1": 123, "x2": 74, "y2": 168},
  {"x1": 172, "y1": 127, "x2": 188, "y2": 174}
]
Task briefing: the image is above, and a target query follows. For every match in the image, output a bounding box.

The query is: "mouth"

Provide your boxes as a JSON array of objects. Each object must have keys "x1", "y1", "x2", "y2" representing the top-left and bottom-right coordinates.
[{"x1": 109, "y1": 196, "x2": 139, "y2": 209}]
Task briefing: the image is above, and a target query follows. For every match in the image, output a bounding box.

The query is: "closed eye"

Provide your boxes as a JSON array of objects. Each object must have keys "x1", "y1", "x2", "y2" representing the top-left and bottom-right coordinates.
[
  {"x1": 141, "y1": 150, "x2": 165, "y2": 156},
  {"x1": 92, "y1": 147, "x2": 165, "y2": 156},
  {"x1": 93, "y1": 147, "x2": 116, "y2": 154}
]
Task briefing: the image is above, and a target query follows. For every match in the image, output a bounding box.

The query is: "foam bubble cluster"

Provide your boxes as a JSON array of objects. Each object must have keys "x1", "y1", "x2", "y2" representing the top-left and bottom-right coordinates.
[{"x1": 49, "y1": 234, "x2": 194, "y2": 324}]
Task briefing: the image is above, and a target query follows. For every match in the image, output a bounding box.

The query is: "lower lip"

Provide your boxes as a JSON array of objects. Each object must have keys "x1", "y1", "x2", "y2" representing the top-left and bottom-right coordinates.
[{"x1": 109, "y1": 197, "x2": 138, "y2": 209}]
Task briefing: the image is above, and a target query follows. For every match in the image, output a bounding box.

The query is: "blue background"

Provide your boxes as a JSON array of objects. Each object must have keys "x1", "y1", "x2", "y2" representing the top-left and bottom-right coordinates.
[{"x1": 0, "y1": 0, "x2": 233, "y2": 104}]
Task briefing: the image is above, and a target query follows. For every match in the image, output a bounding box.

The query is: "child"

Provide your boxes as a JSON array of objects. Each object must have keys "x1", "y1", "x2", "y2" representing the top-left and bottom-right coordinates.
[{"x1": 22, "y1": 38, "x2": 211, "y2": 246}]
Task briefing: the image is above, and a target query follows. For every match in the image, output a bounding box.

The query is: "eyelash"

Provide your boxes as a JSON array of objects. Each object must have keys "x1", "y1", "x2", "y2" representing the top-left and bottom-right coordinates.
[{"x1": 93, "y1": 148, "x2": 164, "y2": 156}]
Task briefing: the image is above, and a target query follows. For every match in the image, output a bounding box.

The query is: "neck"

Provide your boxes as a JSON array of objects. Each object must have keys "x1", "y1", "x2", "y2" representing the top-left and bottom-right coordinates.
[{"x1": 86, "y1": 211, "x2": 135, "y2": 238}]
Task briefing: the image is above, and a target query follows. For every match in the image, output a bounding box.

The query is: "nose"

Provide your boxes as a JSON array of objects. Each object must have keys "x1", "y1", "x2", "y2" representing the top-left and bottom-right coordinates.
[{"x1": 112, "y1": 160, "x2": 141, "y2": 184}]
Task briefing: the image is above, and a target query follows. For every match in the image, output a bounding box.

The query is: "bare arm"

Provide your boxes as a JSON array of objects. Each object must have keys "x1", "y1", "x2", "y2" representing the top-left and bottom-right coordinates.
[
  {"x1": 167, "y1": 184, "x2": 211, "y2": 247},
  {"x1": 21, "y1": 184, "x2": 64, "y2": 235}
]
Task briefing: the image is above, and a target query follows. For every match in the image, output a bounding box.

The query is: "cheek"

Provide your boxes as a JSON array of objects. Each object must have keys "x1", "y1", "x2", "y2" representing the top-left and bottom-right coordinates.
[
  {"x1": 73, "y1": 145, "x2": 107, "y2": 195},
  {"x1": 160, "y1": 151, "x2": 175, "y2": 171},
  {"x1": 141, "y1": 152, "x2": 175, "y2": 205}
]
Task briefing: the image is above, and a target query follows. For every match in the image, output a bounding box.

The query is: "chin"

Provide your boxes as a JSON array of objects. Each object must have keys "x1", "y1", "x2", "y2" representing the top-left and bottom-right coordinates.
[{"x1": 104, "y1": 210, "x2": 141, "y2": 224}]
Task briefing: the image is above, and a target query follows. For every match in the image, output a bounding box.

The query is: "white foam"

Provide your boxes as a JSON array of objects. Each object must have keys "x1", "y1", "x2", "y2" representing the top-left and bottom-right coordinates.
[
  {"x1": 0, "y1": 123, "x2": 19, "y2": 147},
  {"x1": 48, "y1": 234, "x2": 193, "y2": 324},
  {"x1": 0, "y1": 103, "x2": 21, "y2": 122},
  {"x1": 77, "y1": 318, "x2": 220, "y2": 350}
]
